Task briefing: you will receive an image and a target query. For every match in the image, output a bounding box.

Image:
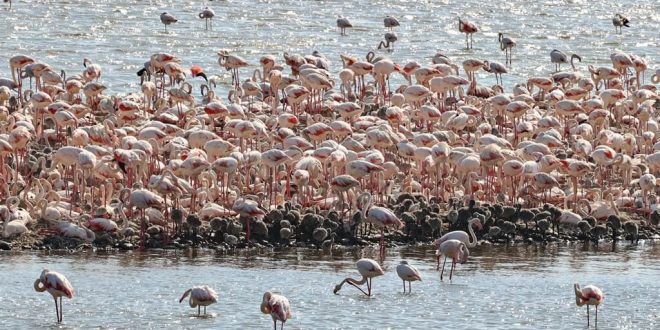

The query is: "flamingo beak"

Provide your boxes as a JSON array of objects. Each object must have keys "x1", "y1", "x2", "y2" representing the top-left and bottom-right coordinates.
[{"x1": 196, "y1": 72, "x2": 208, "y2": 83}]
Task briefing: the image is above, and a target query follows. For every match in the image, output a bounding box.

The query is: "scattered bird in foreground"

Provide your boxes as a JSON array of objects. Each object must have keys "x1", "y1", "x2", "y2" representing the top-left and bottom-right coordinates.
[
  {"x1": 160, "y1": 12, "x2": 178, "y2": 31},
  {"x1": 34, "y1": 269, "x2": 74, "y2": 323},
  {"x1": 574, "y1": 283, "x2": 604, "y2": 327},
  {"x1": 396, "y1": 261, "x2": 422, "y2": 293},
  {"x1": 337, "y1": 16, "x2": 353, "y2": 36},
  {"x1": 261, "y1": 291, "x2": 292, "y2": 330},
  {"x1": 612, "y1": 13, "x2": 630, "y2": 34},
  {"x1": 179, "y1": 285, "x2": 218, "y2": 316},
  {"x1": 333, "y1": 258, "x2": 384, "y2": 296}
]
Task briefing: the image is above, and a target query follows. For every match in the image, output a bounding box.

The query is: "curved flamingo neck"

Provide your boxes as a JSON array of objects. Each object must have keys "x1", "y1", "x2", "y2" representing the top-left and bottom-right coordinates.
[{"x1": 467, "y1": 221, "x2": 478, "y2": 247}]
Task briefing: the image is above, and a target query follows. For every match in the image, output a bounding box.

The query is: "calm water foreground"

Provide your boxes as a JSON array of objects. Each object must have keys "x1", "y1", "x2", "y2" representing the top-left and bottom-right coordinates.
[{"x1": 1, "y1": 243, "x2": 658, "y2": 329}]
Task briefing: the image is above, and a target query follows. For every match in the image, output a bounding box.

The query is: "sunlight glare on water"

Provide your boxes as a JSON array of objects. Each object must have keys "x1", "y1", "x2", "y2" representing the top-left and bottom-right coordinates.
[
  {"x1": 1, "y1": 243, "x2": 659, "y2": 329},
  {"x1": 0, "y1": 0, "x2": 657, "y2": 96}
]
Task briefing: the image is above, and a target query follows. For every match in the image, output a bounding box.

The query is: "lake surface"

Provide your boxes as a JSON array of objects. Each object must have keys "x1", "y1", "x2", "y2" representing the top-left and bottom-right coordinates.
[
  {"x1": 1, "y1": 0, "x2": 658, "y2": 96},
  {"x1": 1, "y1": 242, "x2": 659, "y2": 329}
]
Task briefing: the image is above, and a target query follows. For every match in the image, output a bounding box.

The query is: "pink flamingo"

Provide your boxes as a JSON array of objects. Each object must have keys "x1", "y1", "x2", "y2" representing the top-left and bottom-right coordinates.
[
  {"x1": 574, "y1": 283, "x2": 604, "y2": 327},
  {"x1": 333, "y1": 258, "x2": 384, "y2": 296},
  {"x1": 437, "y1": 239, "x2": 469, "y2": 281},
  {"x1": 34, "y1": 269, "x2": 74, "y2": 323},
  {"x1": 396, "y1": 260, "x2": 422, "y2": 293},
  {"x1": 458, "y1": 17, "x2": 479, "y2": 49},
  {"x1": 357, "y1": 192, "x2": 402, "y2": 258},
  {"x1": 261, "y1": 291, "x2": 292, "y2": 330}
]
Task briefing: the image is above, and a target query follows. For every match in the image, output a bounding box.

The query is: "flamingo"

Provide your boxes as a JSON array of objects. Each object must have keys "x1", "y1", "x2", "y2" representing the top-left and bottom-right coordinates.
[
  {"x1": 434, "y1": 217, "x2": 482, "y2": 268},
  {"x1": 483, "y1": 60, "x2": 507, "y2": 86},
  {"x1": 232, "y1": 197, "x2": 266, "y2": 243},
  {"x1": 34, "y1": 269, "x2": 74, "y2": 323},
  {"x1": 498, "y1": 33, "x2": 516, "y2": 65},
  {"x1": 384, "y1": 16, "x2": 400, "y2": 30},
  {"x1": 199, "y1": 7, "x2": 215, "y2": 30},
  {"x1": 337, "y1": 16, "x2": 353, "y2": 36},
  {"x1": 357, "y1": 192, "x2": 403, "y2": 258},
  {"x1": 261, "y1": 292, "x2": 291, "y2": 330},
  {"x1": 458, "y1": 17, "x2": 479, "y2": 49},
  {"x1": 396, "y1": 261, "x2": 422, "y2": 293},
  {"x1": 437, "y1": 239, "x2": 469, "y2": 281},
  {"x1": 160, "y1": 12, "x2": 178, "y2": 31},
  {"x1": 333, "y1": 258, "x2": 384, "y2": 296},
  {"x1": 179, "y1": 285, "x2": 218, "y2": 316},
  {"x1": 612, "y1": 14, "x2": 630, "y2": 34},
  {"x1": 378, "y1": 32, "x2": 398, "y2": 52},
  {"x1": 574, "y1": 283, "x2": 604, "y2": 327},
  {"x1": 550, "y1": 50, "x2": 582, "y2": 72}
]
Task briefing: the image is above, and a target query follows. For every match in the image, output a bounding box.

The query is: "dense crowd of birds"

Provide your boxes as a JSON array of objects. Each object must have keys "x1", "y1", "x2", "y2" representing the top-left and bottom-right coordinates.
[{"x1": 1, "y1": 5, "x2": 648, "y2": 329}]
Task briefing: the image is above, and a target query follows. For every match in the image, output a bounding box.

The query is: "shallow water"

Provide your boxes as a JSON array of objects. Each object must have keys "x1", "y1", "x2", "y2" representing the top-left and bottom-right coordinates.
[
  {"x1": 1, "y1": 0, "x2": 658, "y2": 96},
  {"x1": 1, "y1": 242, "x2": 659, "y2": 329}
]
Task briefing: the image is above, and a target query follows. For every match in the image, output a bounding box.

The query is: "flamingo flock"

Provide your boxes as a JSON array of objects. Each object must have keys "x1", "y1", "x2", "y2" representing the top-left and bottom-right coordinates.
[{"x1": 0, "y1": 4, "x2": 654, "y2": 328}]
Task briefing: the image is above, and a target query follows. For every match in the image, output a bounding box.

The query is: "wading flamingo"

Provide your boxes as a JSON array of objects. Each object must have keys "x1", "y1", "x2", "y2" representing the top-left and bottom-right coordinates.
[
  {"x1": 437, "y1": 239, "x2": 469, "y2": 281},
  {"x1": 396, "y1": 260, "x2": 422, "y2": 293},
  {"x1": 34, "y1": 269, "x2": 74, "y2": 323},
  {"x1": 179, "y1": 285, "x2": 218, "y2": 316},
  {"x1": 333, "y1": 258, "x2": 384, "y2": 296},
  {"x1": 574, "y1": 283, "x2": 604, "y2": 327},
  {"x1": 261, "y1": 291, "x2": 291, "y2": 330}
]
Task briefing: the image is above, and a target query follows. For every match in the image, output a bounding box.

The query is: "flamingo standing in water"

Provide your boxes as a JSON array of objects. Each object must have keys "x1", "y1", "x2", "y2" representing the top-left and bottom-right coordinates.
[
  {"x1": 434, "y1": 218, "x2": 481, "y2": 269},
  {"x1": 160, "y1": 12, "x2": 178, "y2": 31},
  {"x1": 550, "y1": 50, "x2": 582, "y2": 72},
  {"x1": 337, "y1": 16, "x2": 353, "y2": 36},
  {"x1": 34, "y1": 269, "x2": 74, "y2": 323},
  {"x1": 458, "y1": 17, "x2": 479, "y2": 49},
  {"x1": 199, "y1": 7, "x2": 215, "y2": 30},
  {"x1": 384, "y1": 16, "x2": 400, "y2": 30},
  {"x1": 357, "y1": 192, "x2": 403, "y2": 258},
  {"x1": 574, "y1": 283, "x2": 604, "y2": 327},
  {"x1": 396, "y1": 261, "x2": 422, "y2": 293},
  {"x1": 498, "y1": 33, "x2": 516, "y2": 65},
  {"x1": 612, "y1": 13, "x2": 630, "y2": 34},
  {"x1": 179, "y1": 285, "x2": 218, "y2": 316},
  {"x1": 261, "y1": 291, "x2": 292, "y2": 330},
  {"x1": 333, "y1": 258, "x2": 384, "y2": 296},
  {"x1": 437, "y1": 239, "x2": 469, "y2": 281}
]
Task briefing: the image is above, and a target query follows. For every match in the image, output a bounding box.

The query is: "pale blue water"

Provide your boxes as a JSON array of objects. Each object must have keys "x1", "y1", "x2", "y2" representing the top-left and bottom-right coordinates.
[
  {"x1": 1, "y1": 243, "x2": 658, "y2": 329},
  {"x1": 1, "y1": 0, "x2": 657, "y2": 96}
]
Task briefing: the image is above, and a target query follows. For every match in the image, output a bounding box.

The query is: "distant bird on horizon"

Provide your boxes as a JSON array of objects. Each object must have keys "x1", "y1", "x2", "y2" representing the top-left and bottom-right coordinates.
[
  {"x1": 337, "y1": 16, "x2": 353, "y2": 36},
  {"x1": 179, "y1": 285, "x2": 218, "y2": 316},
  {"x1": 384, "y1": 16, "x2": 400, "y2": 30},
  {"x1": 34, "y1": 269, "x2": 74, "y2": 323},
  {"x1": 199, "y1": 7, "x2": 215, "y2": 30},
  {"x1": 160, "y1": 12, "x2": 178, "y2": 31},
  {"x1": 612, "y1": 13, "x2": 630, "y2": 34},
  {"x1": 574, "y1": 283, "x2": 604, "y2": 327}
]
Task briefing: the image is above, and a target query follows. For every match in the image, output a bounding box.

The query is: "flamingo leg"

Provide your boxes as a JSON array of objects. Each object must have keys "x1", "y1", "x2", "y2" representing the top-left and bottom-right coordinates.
[
  {"x1": 273, "y1": 319, "x2": 277, "y2": 330},
  {"x1": 440, "y1": 256, "x2": 447, "y2": 280},
  {"x1": 595, "y1": 305, "x2": 598, "y2": 327},
  {"x1": 60, "y1": 297, "x2": 63, "y2": 322},
  {"x1": 450, "y1": 259, "x2": 455, "y2": 280},
  {"x1": 402, "y1": 280, "x2": 406, "y2": 293},
  {"x1": 587, "y1": 305, "x2": 590, "y2": 326},
  {"x1": 198, "y1": 305, "x2": 201, "y2": 316}
]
